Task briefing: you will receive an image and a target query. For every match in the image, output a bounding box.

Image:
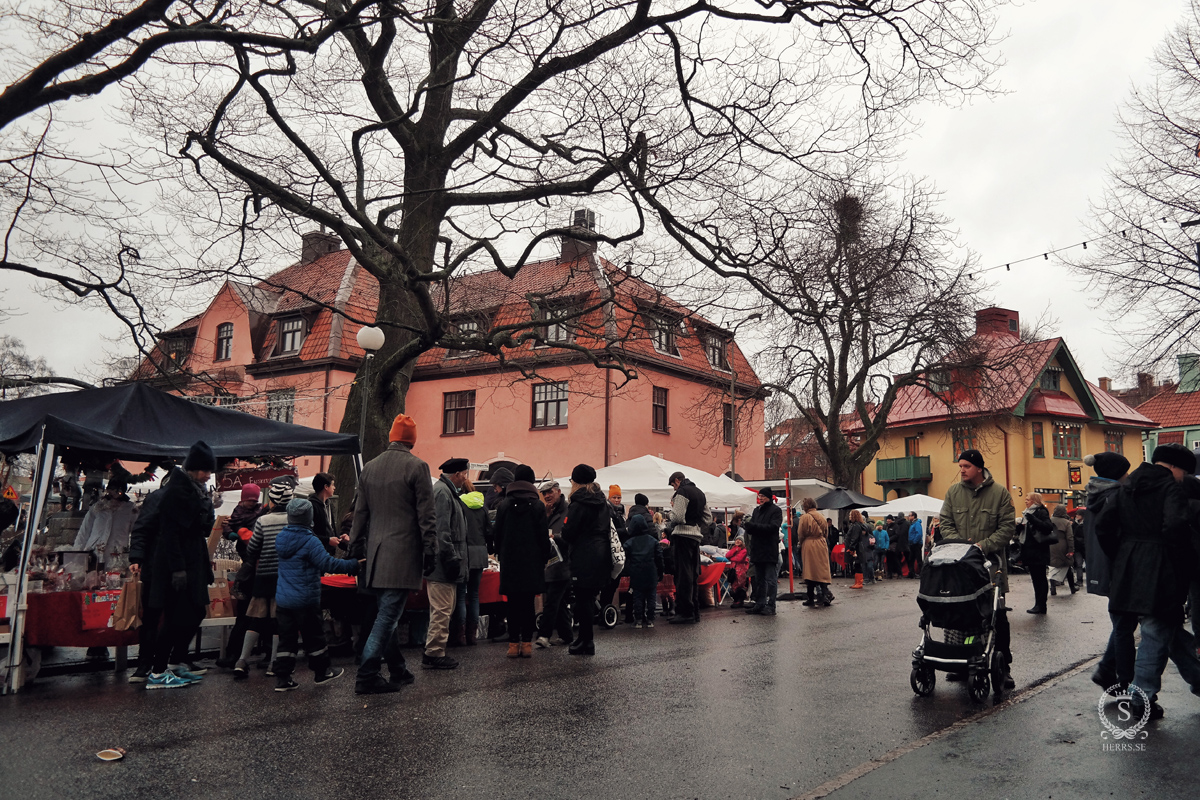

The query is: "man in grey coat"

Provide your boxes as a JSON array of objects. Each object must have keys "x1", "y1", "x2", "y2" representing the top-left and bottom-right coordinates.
[
  {"x1": 425, "y1": 457, "x2": 469, "y2": 669},
  {"x1": 348, "y1": 414, "x2": 437, "y2": 694}
]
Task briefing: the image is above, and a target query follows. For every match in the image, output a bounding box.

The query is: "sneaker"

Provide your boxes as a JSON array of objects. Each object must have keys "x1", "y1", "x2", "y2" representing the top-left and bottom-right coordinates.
[
  {"x1": 182, "y1": 662, "x2": 208, "y2": 675},
  {"x1": 389, "y1": 669, "x2": 416, "y2": 686},
  {"x1": 421, "y1": 654, "x2": 459, "y2": 670},
  {"x1": 233, "y1": 660, "x2": 249, "y2": 680},
  {"x1": 645, "y1": 621, "x2": 654, "y2": 629},
  {"x1": 535, "y1": 636, "x2": 552, "y2": 649},
  {"x1": 264, "y1": 663, "x2": 276, "y2": 677},
  {"x1": 146, "y1": 670, "x2": 192, "y2": 689},
  {"x1": 634, "y1": 621, "x2": 643, "y2": 629},
  {"x1": 275, "y1": 678, "x2": 300, "y2": 692},
  {"x1": 169, "y1": 665, "x2": 204, "y2": 683},
  {"x1": 356, "y1": 676, "x2": 400, "y2": 695},
  {"x1": 314, "y1": 667, "x2": 344, "y2": 686},
  {"x1": 128, "y1": 666, "x2": 150, "y2": 684}
]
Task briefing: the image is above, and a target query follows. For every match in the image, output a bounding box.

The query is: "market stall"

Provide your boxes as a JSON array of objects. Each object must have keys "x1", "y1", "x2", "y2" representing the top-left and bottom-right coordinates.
[
  {"x1": 0, "y1": 382, "x2": 360, "y2": 693},
  {"x1": 591, "y1": 455, "x2": 757, "y2": 510}
]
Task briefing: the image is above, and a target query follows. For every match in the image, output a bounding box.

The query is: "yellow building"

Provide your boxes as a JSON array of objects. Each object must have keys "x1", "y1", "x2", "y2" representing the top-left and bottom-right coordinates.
[{"x1": 860, "y1": 308, "x2": 1154, "y2": 508}]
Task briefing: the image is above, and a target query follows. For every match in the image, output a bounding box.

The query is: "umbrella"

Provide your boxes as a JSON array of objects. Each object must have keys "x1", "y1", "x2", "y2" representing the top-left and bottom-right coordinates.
[{"x1": 811, "y1": 486, "x2": 883, "y2": 511}]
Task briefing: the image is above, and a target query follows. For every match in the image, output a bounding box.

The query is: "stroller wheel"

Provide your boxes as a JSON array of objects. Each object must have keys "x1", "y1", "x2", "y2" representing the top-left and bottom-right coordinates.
[
  {"x1": 600, "y1": 604, "x2": 619, "y2": 629},
  {"x1": 910, "y1": 665, "x2": 936, "y2": 697},
  {"x1": 968, "y1": 670, "x2": 990, "y2": 703},
  {"x1": 990, "y1": 651, "x2": 1006, "y2": 697}
]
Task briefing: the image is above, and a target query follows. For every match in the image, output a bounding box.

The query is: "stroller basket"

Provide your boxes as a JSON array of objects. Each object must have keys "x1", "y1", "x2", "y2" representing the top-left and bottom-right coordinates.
[
  {"x1": 917, "y1": 543, "x2": 994, "y2": 631},
  {"x1": 921, "y1": 638, "x2": 985, "y2": 664}
]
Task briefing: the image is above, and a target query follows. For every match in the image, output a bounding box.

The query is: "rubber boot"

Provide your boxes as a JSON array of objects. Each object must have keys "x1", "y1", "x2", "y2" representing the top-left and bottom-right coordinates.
[
  {"x1": 852, "y1": 573, "x2": 864, "y2": 589},
  {"x1": 802, "y1": 584, "x2": 816, "y2": 607}
]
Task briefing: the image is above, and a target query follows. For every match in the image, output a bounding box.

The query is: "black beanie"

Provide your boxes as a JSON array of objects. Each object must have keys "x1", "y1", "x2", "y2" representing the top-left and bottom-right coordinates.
[
  {"x1": 1083, "y1": 452, "x2": 1130, "y2": 481},
  {"x1": 183, "y1": 440, "x2": 217, "y2": 472},
  {"x1": 571, "y1": 464, "x2": 597, "y2": 485},
  {"x1": 513, "y1": 465, "x2": 536, "y2": 483},
  {"x1": 634, "y1": 493, "x2": 649, "y2": 507},
  {"x1": 757, "y1": 487, "x2": 775, "y2": 500},
  {"x1": 1152, "y1": 443, "x2": 1196, "y2": 475},
  {"x1": 957, "y1": 449, "x2": 985, "y2": 469}
]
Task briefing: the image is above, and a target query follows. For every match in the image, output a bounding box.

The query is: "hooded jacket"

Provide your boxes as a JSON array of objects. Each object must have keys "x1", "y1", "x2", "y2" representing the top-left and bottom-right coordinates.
[
  {"x1": 907, "y1": 517, "x2": 924, "y2": 545},
  {"x1": 494, "y1": 481, "x2": 550, "y2": 595},
  {"x1": 562, "y1": 484, "x2": 612, "y2": 587},
  {"x1": 544, "y1": 493, "x2": 570, "y2": 582},
  {"x1": 745, "y1": 500, "x2": 783, "y2": 563},
  {"x1": 1103, "y1": 462, "x2": 1195, "y2": 620},
  {"x1": 622, "y1": 514, "x2": 664, "y2": 585},
  {"x1": 1048, "y1": 504, "x2": 1075, "y2": 568},
  {"x1": 274, "y1": 523, "x2": 359, "y2": 609}
]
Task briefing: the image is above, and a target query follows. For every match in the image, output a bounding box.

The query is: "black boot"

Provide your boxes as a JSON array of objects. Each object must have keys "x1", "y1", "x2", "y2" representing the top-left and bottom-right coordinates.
[{"x1": 802, "y1": 585, "x2": 816, "y2": 607}]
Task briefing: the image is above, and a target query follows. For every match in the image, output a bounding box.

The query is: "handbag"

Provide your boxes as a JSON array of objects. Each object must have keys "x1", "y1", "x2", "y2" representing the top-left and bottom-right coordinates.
[
  {"x1": 609, "y1": 519, "x2": 626, "y2": 579},
  {"x1": 1033, "y1": 530, "x2": 1059, "y2": 546}
]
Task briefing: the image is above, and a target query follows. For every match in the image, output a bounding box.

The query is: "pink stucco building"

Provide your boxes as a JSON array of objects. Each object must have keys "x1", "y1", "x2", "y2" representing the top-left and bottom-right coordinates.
[{"x1": 134, "y1": 225, "x2": 765, "y2": 481}]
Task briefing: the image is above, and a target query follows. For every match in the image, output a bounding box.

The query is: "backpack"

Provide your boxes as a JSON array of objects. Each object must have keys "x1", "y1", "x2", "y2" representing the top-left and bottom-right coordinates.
[{"x1": 867, "y1": 533, "x2": 876, "y2": 547}]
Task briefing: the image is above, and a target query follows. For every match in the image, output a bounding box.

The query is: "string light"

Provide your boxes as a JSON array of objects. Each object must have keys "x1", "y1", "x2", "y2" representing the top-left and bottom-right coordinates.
[{"x1": 976, "y1": 218, "x2": 1191, "y2": 277}]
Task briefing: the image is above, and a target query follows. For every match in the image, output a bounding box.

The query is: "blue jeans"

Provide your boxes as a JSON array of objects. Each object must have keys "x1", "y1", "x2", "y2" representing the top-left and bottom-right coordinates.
[
  {"x1": 751, "y1": 562, "x2": 778, "y2": 610},
  {"x1": 631, "y1": 576, "x2": 657, "y2": 623},
  {"x1": 454, "y1": 568, "x2": 482, "y2": 640},
  {"x1": 1131, "y1": 615, "x2": 1200, "y2": 701},
  {"x1": 1097, "y1": 611, "x2": 1138, "y2": 688},
  {"x1": 357, "y1": 589, "x2": 408, "y2": 681}
]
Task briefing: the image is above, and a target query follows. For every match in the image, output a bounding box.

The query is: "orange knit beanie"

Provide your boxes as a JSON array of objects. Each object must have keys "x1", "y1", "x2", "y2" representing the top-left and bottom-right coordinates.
[{"x1": 389, "y1": 413, "x2": 417, "y2": 445}]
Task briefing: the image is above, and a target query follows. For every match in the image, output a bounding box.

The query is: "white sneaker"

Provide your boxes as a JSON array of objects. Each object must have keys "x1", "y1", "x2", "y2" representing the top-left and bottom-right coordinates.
[
  {"x1": 634, "y1": 621, "x2": 643, "y2": 629},
  {"x1": 646, "y1": 621, "x2": 655, "y2": 629},
  {"x1": 534, "y1": 636, "x2": 552, "y2": 649}
]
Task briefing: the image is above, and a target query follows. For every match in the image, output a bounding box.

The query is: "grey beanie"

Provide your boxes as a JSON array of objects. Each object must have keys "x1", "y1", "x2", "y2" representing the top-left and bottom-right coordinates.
[{"x1": 286, "y1": 498, "x2": 313, "y2": 528}]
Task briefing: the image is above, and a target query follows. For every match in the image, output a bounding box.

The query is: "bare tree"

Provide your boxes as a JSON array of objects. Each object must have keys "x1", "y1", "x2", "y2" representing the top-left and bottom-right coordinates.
[
  {"x1": 106, "y1": 0, "x2": 1000, "y2": 477},
  {"x1": 1073, "y1": 0, "x2": 1200, "y2": 371},
  {"x1": 753, "y1": 174, "x2": 984, "y2": 488}
]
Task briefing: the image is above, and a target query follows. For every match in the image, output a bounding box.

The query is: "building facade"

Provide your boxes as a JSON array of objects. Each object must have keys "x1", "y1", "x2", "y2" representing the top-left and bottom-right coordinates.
[
  {"x1": 856, "y1": 308, "x2": 1154, "y2": 508},
  {"x1": 1132, "y1": 353, "x2": 1200, "y2": 460},
  {"x1": 134, "y1": 226, "x2": 765, "y2": 481}
]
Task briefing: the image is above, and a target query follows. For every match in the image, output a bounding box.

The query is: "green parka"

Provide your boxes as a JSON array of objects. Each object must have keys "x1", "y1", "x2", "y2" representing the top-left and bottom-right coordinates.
[{"x1": 938, "y1": 469, "x2": 1016, "y2": 591}]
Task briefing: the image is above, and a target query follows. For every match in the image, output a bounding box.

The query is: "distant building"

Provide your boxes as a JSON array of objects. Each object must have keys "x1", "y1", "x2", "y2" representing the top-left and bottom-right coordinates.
[
  {"x1": 850, "y1": 307, "x2": 1155, "y2": 507},
  {"x1": 763, "y1": 416, "x2": 844, "y2": 485},
  {"x1": 1098, "y1": 373, "x2": 1175, "y2": 409},
  {"x1": 1132, "y1": 353, "x2": 1200, "y2": 460},
  {"x1": 133, "y1": 218, "x2": 765, "y2": 481}
]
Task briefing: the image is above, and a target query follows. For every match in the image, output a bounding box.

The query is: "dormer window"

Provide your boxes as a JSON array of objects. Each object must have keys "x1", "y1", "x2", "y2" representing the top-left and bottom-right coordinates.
[
  {"x1": 533, "y1": 304, "x2": 575, "y2": 346},
  {"x1": 161, "y1": 337, "x2": 191, "y2": 373},
  {"x1": 705, "y1": 333, "x2": 729, "y2": 370},
  {"x1": 278, "y1": 317, "x2": 305, "y2": 355},
  {"x1": 648, "y1": 313, "x2": 680, "y2": 356},
  {"x1": 215, "y1": 322, "x2": 233, "y2": 361},
  {"x1": 447, "y1": 317, "x2": 484, "y2": 358},
  {"x1": 929, "y1": 370, "x2": 951, "y2": 394},
  {"x1": 1039, "y1": 368, "x2": 1062, "y2": 391}
]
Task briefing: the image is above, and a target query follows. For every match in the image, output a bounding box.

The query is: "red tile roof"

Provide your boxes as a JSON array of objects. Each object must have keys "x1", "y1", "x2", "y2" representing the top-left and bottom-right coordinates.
[{"x1": 1134, "y1": 385, "x2": 1200, "y2": 428}]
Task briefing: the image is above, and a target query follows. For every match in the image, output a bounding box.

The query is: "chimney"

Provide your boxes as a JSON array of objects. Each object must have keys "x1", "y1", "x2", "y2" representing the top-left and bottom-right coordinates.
[
  {"x1": 1178, "y1": 353, "x2": 1200, "y2": 393},
  {"x1": 974, "y1": 307, "x2": 1020, "y2": 337},
  {"x1": 1136, "y1": 372, "x2": 1154, "y2": 393},
  {"x1": 1098, "y1": 377, "x2": 1112, "y2": 392},
  {"x1": 560, "y1": 208, "x2": 598, "y2": 262},
  {"x1": 300, "y1": 229, "x2": 341, "y2": 264}
]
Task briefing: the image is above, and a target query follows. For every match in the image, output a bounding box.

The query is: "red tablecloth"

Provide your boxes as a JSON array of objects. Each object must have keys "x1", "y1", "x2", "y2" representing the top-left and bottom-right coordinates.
[
  {"x1": 23, "y1": 591, "x2": 140, "y2": 648},
  {"x1": 320, "y1": 570, "x2": 504, "y2": 610}
]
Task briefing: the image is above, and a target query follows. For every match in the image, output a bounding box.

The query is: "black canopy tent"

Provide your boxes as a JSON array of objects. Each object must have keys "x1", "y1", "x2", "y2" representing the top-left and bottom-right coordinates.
[{"x1": 0, "y1": 382, "x2": 361, "y2": 693}]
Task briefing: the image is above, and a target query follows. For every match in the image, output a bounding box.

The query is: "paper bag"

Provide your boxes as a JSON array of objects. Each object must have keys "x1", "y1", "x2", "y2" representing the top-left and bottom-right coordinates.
[
  {"x1": 206, "y1": 579, "x2": 234, "y2": 619},
  {"x1": 113, "y1": 574, "x2": 142, "y2": 631}
]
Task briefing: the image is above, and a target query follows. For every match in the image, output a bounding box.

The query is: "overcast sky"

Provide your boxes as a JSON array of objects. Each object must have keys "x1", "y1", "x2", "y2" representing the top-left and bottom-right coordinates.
[{"x1": 1, "y1": 0, "x2": 1191, "y2": 389}]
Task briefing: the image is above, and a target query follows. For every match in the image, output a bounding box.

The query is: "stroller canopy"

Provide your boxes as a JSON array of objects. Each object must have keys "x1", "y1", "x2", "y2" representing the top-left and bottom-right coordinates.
[{"x1": 917, "y1": 543, "x2": 994, "y2": 631}]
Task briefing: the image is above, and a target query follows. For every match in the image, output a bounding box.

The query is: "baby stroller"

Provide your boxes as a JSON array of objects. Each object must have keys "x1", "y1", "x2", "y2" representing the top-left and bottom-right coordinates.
[{"x1": 910, "y1": 542, "x2": 1005, "y2": 703}]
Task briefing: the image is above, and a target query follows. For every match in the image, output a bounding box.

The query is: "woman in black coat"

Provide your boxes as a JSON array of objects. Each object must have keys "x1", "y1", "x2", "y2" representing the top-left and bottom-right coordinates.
[
  {"x1": 1017, "y1": 492, "x2": 1055, "y2": 614},
  {"x1": 560, "y1": 465, "x2": 612, "y2": 655},
  {"x1": 493, "y1": 471, "x2": 550, "y2": 658},
  {"x1": 743, "y1": 488, "x2": 784, "y2": 615}
]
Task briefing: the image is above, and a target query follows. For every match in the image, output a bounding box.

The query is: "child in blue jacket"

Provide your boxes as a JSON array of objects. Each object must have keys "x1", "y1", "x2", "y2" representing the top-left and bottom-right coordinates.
[{"x1": 273, "y1": 499, "x2": 359, "y2": 691}]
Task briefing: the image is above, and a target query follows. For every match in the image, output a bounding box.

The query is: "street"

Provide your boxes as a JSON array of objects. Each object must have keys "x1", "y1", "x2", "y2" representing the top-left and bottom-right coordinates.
[{"x1": 1, "y1": 573, "x2": 1191, "y2": 800}]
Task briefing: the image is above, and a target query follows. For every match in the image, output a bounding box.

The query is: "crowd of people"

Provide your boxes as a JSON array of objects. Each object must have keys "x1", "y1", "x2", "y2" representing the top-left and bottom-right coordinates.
[{"x1": 98, "y1": 416, "x2": 1200, "y2": 719}]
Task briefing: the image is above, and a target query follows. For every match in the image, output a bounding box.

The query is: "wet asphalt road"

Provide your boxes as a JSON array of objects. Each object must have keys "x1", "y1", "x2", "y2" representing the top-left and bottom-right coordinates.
[{"x1": 0, "y1": 574, "x2": 1115, "y2": 800}]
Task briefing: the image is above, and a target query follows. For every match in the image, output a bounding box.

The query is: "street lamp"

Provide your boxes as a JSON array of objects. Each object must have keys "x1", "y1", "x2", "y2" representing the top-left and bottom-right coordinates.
[
  {"x1": 355, "y1": 326, "x2": 385, "y2": 449},
  {"x1": 728, "y1": 313, "x2": 763, "y2": 480}
]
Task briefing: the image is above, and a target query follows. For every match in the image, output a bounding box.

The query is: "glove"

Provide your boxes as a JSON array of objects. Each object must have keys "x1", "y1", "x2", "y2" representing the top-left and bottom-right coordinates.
[
  {"x1": 423, "y1": 554, "x2": 437, "y2": 577},
  {"x1": 442, "y1": 558, "x2": 461, "y2": 584},
  {"x1": 171, "y1": 570, "x2": 187, "y2": 591}
]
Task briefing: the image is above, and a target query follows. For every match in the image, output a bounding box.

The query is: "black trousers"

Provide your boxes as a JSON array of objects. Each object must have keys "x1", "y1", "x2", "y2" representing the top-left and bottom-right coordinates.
[
  {"x1": 538, "y1": 580, "x2": 572, "y2": 641},
  {"x1": 149, "y1": 588, "x2": 205, "y2": 673},
  {"x1": 907, "y1": 544, "x2": 923, "y2": 576},
  {"x1": 671, "y1": 535, "x2": 701, "y2": 619},
  {"x1": 275, "y1": 605, "x2": 330, "y2": 679},
  {"x1": 572, "y1": 583, "x2": 601, "y2": 644},
  {"x1": 1029, "y1": 564, "x2": 1049, "y2": 608},
  {"x1": 507, "y1": 592, "x2": 537, "y2": 643}
]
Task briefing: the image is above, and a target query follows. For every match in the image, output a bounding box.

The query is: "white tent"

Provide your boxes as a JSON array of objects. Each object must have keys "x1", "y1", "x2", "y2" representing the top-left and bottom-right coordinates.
[
  {"x1": 869, "y1": 493, "x2": 944, "y2": 529},
  {"x1": 591, "y1": 455, "x2": 758, "y2": 510}
]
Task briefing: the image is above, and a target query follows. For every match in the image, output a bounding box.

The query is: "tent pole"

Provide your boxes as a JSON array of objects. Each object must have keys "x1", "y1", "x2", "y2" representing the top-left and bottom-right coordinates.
[
  {"x1": 4, "y1": 428, "x2": 56, "y2": 695},
  {"x1": 785, "y1": 472, "x2": 794, "y2": 597}
]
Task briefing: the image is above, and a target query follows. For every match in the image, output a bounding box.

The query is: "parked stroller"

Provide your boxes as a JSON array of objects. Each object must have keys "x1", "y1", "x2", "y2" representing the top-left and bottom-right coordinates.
[{"x1": 910, "y1": 542, "x2": 1005, "y2": 703}]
